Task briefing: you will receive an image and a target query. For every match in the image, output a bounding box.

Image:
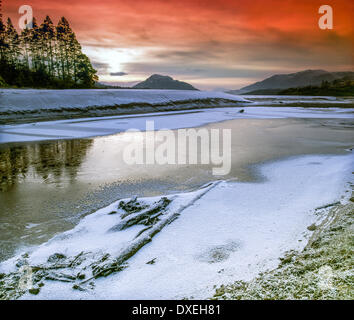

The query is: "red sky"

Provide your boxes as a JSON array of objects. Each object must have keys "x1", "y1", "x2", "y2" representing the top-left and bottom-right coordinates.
[{"x1": 3, "y1": 0, "x2": 354, "y2": 89}]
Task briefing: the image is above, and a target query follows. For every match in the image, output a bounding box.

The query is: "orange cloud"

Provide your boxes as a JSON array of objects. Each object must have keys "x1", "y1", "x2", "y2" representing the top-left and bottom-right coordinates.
[{"x1": 2, "y1": 0, "x2": 353, "y2": 89}]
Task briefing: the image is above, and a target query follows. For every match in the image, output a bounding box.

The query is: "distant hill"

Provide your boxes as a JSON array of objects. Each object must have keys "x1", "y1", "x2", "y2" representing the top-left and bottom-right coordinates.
[
  {"x1": 133, "y1": 74, "x2": 198, "y2": 90},
  {"x1": 242, "y1": 89, "x2": 283, "y2": 95},
  {"x1": 228, "y1": 70, "x2": 354, "y2": 94},
  {"x1": 279, "y1": 78, "x2": 354, "y2": 96},
  {"x1": 94, "y1": 82, "x2": 130, "y2": 89}
]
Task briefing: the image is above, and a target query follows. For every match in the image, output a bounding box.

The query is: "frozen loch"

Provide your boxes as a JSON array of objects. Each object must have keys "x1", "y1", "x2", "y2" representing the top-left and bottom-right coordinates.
[{"x1": 0, "y1": 153, "x2": 352, "y2": 299}]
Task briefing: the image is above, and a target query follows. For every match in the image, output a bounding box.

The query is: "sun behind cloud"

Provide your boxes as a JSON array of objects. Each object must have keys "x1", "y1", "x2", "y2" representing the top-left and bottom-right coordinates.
[{"x1": 4, "y1": 0, "x2": 354, "y2": 89}]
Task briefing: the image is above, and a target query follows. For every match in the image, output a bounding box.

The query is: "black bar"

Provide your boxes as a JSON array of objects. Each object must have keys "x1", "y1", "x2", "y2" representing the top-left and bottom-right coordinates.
[{"x1": 0, "y1": 300, "x2": 350, "y2": 319}]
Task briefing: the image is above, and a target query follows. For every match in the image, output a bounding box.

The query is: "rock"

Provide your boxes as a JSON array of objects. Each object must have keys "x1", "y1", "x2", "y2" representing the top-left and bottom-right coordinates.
[
  {"x1": 29, "y1": 288, "x2": 40, "y2": 295},
  {"x1": 15, "y1": 259, "x2": 28, "y2": 268},
  {"x1": 146, "y1": 258, "x2": 156, "y2": 265},
  {"x1": 45, "y1": 272, "x2": 76, "y2": 282},
  {"x1": 238, "y1": 109, "x2": 245, "y2": 113},
  {"x1": 118, "y1": 197, "x2": 147, "y2": 215},
  {"x1": 349, "y1": 197, "x2": 354, "y2": 203},
  {"x1": 91, "y1": 258, "x2": 127, "y2": 279},
  {"x1": 73, "y1": 284, "x2": 86, "y2": 291},
  {"x1": 279, "y1": 254, "x2": 294, "y2": 264},
  {"x1": 4, "y1": 286, "x2": 15, "y2": 291},
  {"x1": 307, "y1": 224, "x2": 317, "y2": 231},
  {"x1": 214, "y1": 285, "x2": 225, "y2": 297},
  {"x1": 47, "y1": 253, "x2": 66, "y2": 263},
  {"x1": 77, "y1": 273, "x2": 86, "y2": 280}
]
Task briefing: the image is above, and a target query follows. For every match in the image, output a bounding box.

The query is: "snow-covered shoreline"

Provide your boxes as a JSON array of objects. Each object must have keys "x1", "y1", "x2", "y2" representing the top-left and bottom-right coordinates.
[
  {"x1": 0, "y1": 153, "x2": 352, "y2": 300},
  {"x1": 1, "y1": 105, "x2": 353, "y2": 144},
  {"x1": 0, "y1": 89, "x2": 248, "y2": 124},
  {"x1": 0, "y1": 89, "x2": 249, "y2": 110},
  {"x1": 1, "y1": 89, "x2": 353, "y2": 144},
  {"x1": 215, "y1": 193, "x2": 354, "y2": 300},
  {"x1": 1, "y1": 89, "x2": 353, "y2": 127}
]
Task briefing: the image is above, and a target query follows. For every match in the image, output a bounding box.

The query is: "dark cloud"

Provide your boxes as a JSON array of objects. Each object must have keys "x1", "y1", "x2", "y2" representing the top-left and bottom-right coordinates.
[
  {"x1": 154, "y1": 50, "x2": 218, "y2": 61},
  {"x1": 124, "y1": 61, "x2": 274, "y2": 79},
  {"x1": 92, "y1": 62, "x2": 109, "y2": 69},
  {"x1": 92, "y1": 61, "x2": 110, "y2": 75},
  {"x1": 110, "y1": 72, "x2": 128, "y2": 76}
]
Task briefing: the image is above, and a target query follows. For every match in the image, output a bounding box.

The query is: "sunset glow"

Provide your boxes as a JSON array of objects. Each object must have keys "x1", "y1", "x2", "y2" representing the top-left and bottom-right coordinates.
[{"x1": 3, "y1": 0, "x2": 354, "y2": 89}]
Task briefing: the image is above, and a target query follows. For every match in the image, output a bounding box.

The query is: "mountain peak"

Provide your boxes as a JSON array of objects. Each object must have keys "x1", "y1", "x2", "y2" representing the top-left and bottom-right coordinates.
[
  {"x1": 133, "y1": 74, "x2": 198, "y2": 90},
  {"x1": 147, "y1": 74, "x2": 174, "y2": 81}
]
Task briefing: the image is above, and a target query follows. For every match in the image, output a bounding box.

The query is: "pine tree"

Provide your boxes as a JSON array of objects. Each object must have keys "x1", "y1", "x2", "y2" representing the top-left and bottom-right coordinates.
[
  {"x1": 1, "y1": 13, "x2": 98, "y2": 88},
  {"x1": 28, "y1": 17, "x2": 42, "y2": 71},
  {"x1": 76, "y1": 53, "x2": 99, "y2": 87},
  {"x1": 6, "y1": 18, "x2": 20, "y2": 67},
  {"x1": 56, "y1": 17, "x2": 71, "y2": 81},
  {"x1": 20, "y1": 26, "x2": 32, "y2": 69},
  {"x1": 39, "y1": 16, "x2": 56, "y2": 76},
  {"x1": 0, "y1": 18, "x2": 7, "y2": 62}
]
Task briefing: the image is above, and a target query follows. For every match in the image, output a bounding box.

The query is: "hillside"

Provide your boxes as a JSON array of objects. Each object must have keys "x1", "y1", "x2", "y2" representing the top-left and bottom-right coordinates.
[
  {"x1": 133, "y1": 74, "x2": 198, "y2": 90},
  {"x1": 279, "y1": 78, "x2": 354, "y2": 96},
  {"x1": 229, "y1": 70, "x2": 354, "y2": 94}
]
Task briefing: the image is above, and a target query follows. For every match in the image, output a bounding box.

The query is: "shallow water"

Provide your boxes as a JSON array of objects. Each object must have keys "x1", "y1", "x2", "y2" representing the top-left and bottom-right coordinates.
[{"x1": 0, "y1": 117, "x2": 353, "y2": 261}]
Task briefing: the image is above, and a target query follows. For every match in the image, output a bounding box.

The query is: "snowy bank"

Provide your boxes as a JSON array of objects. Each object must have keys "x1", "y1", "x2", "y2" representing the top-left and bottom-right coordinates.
[
  {"x1": 1, "y1": 105, "x2": 353, "y2": 144},
  {"x1": 236, "y1": 95, "x2": 354, "y2": 106},
  {"x1": 0, "y1": 153, "x2": 352, "y2": 299},
  {"x1": 216, "y1": 195, "x2": 354, "y2": 300},
  {"x1": 0, "y1": 89, "x2": 248, "y2": 123}
]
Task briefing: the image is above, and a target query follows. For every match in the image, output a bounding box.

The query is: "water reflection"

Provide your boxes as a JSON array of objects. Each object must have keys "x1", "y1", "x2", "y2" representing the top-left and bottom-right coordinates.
[
  {"x1": 0, "y1": 139, "x2": 93, "y2": 192},
  {"x1": 0, "y1": 146, "x2": 29, "y2": 192}
]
